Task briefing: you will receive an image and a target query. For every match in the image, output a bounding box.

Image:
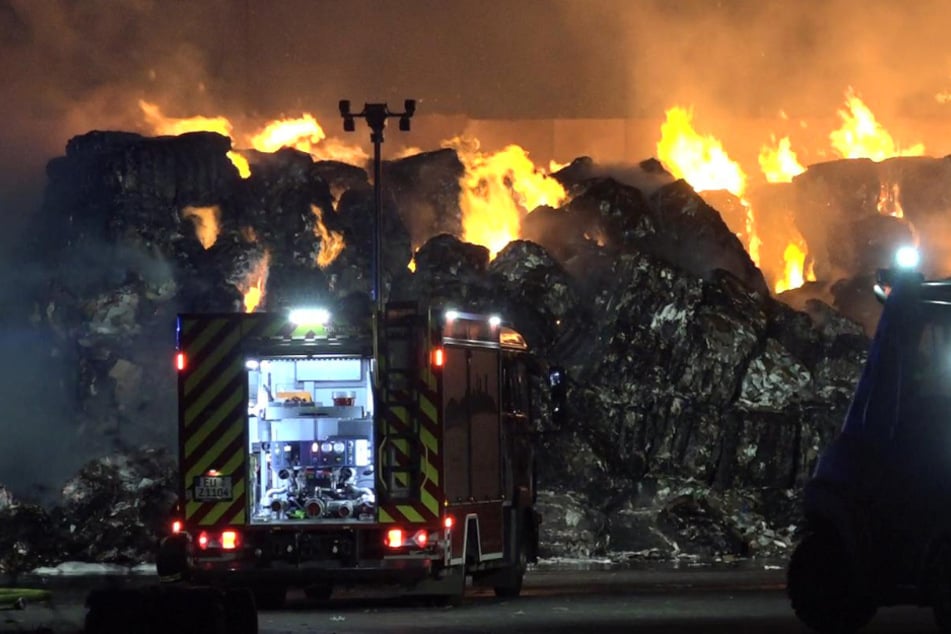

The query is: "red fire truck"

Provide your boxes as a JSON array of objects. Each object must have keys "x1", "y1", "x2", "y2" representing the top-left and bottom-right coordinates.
[{"x1": 157, "y1": 300, "x2": 558, "y2": 608}]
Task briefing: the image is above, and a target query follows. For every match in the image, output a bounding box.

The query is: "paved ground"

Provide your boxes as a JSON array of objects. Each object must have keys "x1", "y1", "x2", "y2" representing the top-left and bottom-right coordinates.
[{"x1": 0, "y1": 562, "x2": 942, "y2": 633}]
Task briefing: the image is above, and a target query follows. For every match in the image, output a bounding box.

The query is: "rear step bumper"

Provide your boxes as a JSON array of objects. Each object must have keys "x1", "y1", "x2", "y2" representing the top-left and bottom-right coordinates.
[{"x1": 190, "y1": 555, "x2": 438, "y2": 586}]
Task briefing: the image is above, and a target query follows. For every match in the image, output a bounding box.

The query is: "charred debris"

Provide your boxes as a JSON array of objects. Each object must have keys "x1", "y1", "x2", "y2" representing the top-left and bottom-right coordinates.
[{"x1": 6, "y1": 130, "x2": 951, "y2": 573}]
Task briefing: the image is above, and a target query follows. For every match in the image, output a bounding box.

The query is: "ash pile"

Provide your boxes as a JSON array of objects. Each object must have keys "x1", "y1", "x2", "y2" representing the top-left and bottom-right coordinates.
[{"x1": 8, "y1": 129, "x2": 950, "y2": 572}]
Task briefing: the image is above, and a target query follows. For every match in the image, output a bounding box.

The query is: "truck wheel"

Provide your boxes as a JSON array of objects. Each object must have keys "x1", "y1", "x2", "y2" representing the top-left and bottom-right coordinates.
[
  {"x1": 787, "y1": 529, "x2": 875, "y2": 633},
  {"x1": 493, "y1": 540, "x2": 527, "y2": 598}
]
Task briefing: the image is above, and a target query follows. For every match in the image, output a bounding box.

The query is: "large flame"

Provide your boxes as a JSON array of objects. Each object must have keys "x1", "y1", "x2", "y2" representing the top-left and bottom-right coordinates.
[
  {"x1": 240, "y1": 250, "x2": 270, "y2": 313},
  {"x1": 250, "y1": 114, "x2": 326, "y2": 153},
  {"x1": 774, "y1": 242, "x2": 816, "y2": 294},
  {"x1": 139, "y1": 101, "x2": 250, "y2": 177},
  {"x1": 181, "y1": 205, "x2": 220, "y2": 249},
  {"x1": 657, "y1": 107, "x2": 747, "y2": 197},
  {"x1": 657, "y1": 107, "x2": 760, "y2": 264},
  {"x1": 312, "y1": 204, "x2": 345, "y2": 269},
  {"x1": 758, "y1": 136, "x2": 806, "y2": 183},
  {"x1": 444, "y1": 137, "x2": 567, "y2": 258},
  {"x1": 830, "y1": 88, "x2": 925, "y2": 161},
  {"x1": 249, "y1": 114, "x2": 368, "y2": 164}
]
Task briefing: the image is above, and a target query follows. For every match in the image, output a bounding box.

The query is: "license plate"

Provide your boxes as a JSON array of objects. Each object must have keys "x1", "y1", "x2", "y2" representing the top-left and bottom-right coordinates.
[{"x1": 193, "y1": 475, "x2": 233, "y2": 501}]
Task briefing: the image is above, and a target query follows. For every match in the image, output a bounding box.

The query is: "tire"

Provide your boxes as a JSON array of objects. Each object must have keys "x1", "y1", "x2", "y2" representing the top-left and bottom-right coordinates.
[
  {"x1": 493, "y1": 540, "x2": 527, "y2": 599},
  {"x1": 787, "y1": 529, "x2": 876, "y2": 633}
]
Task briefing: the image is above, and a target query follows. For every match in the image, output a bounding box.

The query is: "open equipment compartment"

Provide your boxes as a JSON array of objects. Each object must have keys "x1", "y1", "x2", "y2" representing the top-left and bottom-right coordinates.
[{"x1": 246, "y1": 354, "x2": 376, "y2": 525}]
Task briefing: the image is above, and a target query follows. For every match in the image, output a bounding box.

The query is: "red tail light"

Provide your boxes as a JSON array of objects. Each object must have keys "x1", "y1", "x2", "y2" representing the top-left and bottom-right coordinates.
[
  {"x1": 171, "y1": 520, "x2": 183, "y2": 534},
  {"x1": 221, "y1": 530, "x2": 239, "y2": 550},
  {"x1": 175, "y1": 352, "x2": 186, "y2": 371},
  {"x1": 385, "y1": 528, "x2": 404, "y2": 549},
  {"x1": 197, "y1": 531, "x2": 209, "y2": 550},
  {"x1": 431, "y1": 347, "x2": 445, "y2": 368},
  {"x1": 412, "y1": 530, "x2": 429, "y2": 548}
]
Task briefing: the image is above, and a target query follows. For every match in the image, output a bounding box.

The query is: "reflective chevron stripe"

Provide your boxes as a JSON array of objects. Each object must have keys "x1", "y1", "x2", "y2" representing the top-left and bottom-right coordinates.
[
  {"x1": 178, "y1": 314, "x2": 294, "y2": 528},
  {"x1": 377, "y1": 310, "x2": 443, "y2": 524}
]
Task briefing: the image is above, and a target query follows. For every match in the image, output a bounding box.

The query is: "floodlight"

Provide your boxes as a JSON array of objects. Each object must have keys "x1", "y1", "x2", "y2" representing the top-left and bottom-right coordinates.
[
  {"x1": 895, "y1": 246, "x2": 920, "y2": 270},
  {"x1": 289, "y1": 307, "x2": 331, "y2": 326}
]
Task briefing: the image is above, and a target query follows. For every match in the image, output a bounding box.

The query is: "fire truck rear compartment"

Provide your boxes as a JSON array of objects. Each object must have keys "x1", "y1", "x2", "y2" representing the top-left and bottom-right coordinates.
[{"x1": 247, "y1": 354, "x2": 377, "y2": 525}]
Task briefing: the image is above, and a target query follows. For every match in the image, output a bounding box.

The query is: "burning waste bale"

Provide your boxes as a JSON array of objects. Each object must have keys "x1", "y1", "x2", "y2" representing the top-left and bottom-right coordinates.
[{"x1": 8, "y1": 127, "x2": 887, "y2": 568}]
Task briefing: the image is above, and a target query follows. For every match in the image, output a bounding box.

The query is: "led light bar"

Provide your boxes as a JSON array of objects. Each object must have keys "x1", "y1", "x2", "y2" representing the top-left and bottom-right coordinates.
[{"x1": 289, "y1": 307, "x2": 331, "y2": 326}]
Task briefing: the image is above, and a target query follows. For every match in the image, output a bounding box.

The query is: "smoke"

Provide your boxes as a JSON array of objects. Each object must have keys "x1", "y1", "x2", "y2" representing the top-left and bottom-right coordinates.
[
  {"x1": 2, "y1": 0, "x2": 951, "y2": 499},
  {"x1": 3, "y1": 0, "x2": 950, "y2": 181},
  {"x1": 617, "y1": 0, "x2": 951, "y2": 163}
]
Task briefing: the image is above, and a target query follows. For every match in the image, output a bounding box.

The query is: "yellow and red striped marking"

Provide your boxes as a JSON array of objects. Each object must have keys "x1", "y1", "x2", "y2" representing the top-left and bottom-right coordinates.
[{"x1": 178, "y1": 315, "x2": 292, "y2": 528}]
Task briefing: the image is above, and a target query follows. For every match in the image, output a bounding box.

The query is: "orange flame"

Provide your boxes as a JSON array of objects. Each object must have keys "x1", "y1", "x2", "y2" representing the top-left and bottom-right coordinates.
[
  {"x1": 657, "y1": 107, "x2": 747, "y2": 197},
  {"x1": 444, "y1": 137, "x2": 567, "y2": 258},
  {"x1": 657, "y1": 107, "x2": 760, "y2": 265},
  {"x1": 181, "y1": 205, "x2": 220, "y2": 249},
  {"x1": 758, "y1": 136, "x2": 806, "y2": 183},
  {"x1": 249, "y1": 114, "x2": 368, "y2": 164},
  {"x1": 250, "y1": 114, "x2": 326, "y2": 153},
  {"x1": 138, "y1": 100, "x2": 250, "y2": 178},
  {"x1": 774, "y1": 242, "x2": 815, "y2": 294},
  {"x1": 829, "y1": 88, "x2": 925, "y2": 161},
  {"x1": 877, "y1": 182, "x2": 905, "y2": 219},
  {"x1": 312, "y1": 204, "x2": 345, "y2": 269},
  {"x1": 240, "y1": 250, "x2": 270, "y2": 313}
]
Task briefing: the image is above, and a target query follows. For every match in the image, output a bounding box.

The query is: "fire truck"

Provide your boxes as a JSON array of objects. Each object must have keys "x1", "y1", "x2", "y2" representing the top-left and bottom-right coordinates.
[{"x1": 155, "y1": 300, "x2": 558, "y2": 610}]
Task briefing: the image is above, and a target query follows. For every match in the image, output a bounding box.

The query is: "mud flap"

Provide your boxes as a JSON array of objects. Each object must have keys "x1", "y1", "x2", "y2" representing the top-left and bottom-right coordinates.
[
  {"x1": 156, "y1": 533, "x2": 191, "y2": 583},
  {"x1": 404, "y1": 565, "x2": 466, "y2": 605}
]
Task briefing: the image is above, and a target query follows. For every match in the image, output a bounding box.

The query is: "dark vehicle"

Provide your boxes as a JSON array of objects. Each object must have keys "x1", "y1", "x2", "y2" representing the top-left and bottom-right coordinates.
[{"x1": 788, "y1": 249, "x2": 951, "y2": 632}]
